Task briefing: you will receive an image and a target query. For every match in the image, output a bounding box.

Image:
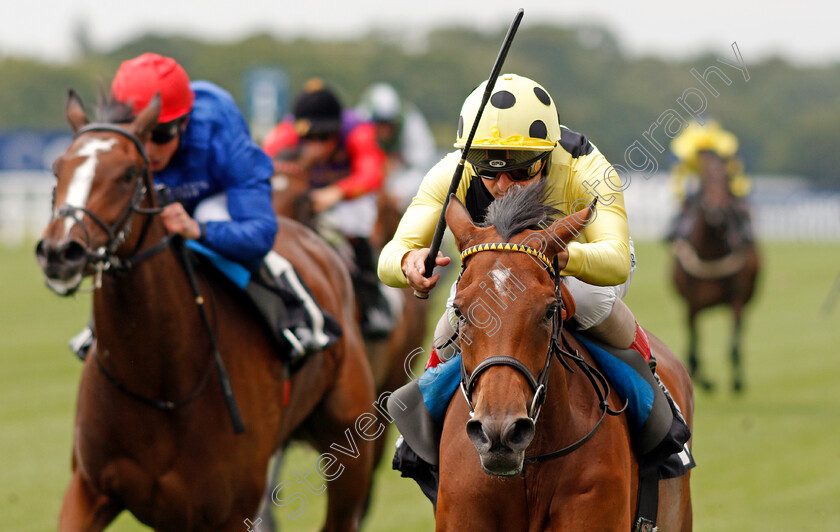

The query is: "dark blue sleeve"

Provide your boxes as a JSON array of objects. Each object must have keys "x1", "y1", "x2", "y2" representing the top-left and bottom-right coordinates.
[{"x1": 202, "y1": 100, "x2": 277, "y2": 269}]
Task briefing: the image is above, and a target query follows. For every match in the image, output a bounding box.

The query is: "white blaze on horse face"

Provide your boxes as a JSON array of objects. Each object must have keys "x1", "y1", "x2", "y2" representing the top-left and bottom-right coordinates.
[
  {"x1": 489, "y1": 268, "x2": 511, "y2": 295},
  {"x1": 62, "y1": 138, "x2": 117, "y2": 236}
]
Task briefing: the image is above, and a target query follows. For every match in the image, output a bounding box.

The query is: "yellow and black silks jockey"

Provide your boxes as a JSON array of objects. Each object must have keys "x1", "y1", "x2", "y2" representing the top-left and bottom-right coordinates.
[
  {"x1": 378, "y1": 74, "x2": 693, "y2": 507},
  {"x1": 667, "y1": 120, "x2": 754, "y2": 242}
]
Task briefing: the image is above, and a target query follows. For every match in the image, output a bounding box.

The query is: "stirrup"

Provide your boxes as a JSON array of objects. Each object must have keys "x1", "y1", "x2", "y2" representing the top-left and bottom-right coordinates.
[{"x1": 69, "y1": 327, "x2": 94, "y2": 361}]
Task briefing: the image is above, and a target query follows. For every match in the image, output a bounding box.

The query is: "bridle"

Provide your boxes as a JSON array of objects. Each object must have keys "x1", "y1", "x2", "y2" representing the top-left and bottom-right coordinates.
[
  {"x1": 53, "y1": 123, "x2": 173, "y2": 285},
  {"x1": 52, "y1": 122, "x2": 245, "y2": 433},
  {"x1": 457, "y1": 242, "x2": 627, "y2": 462}
]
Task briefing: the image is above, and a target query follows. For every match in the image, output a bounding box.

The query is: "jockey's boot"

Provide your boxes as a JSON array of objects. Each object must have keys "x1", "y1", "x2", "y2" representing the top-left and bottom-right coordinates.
[
  {"x1": 348, "y1": 237, "x2": 395, "y2": 340},
  {"x1": 257, "y1": 251, "x2": 342, "y2": 360}
]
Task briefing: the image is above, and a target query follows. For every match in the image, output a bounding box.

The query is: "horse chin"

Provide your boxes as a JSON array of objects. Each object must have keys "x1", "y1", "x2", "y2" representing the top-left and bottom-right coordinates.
[
  {"x1": 44, "y1": 272, "x2": 84, "y2": 296},
  {"x1": 477, "y1": 449, "x2": 525, "y2": 477}
]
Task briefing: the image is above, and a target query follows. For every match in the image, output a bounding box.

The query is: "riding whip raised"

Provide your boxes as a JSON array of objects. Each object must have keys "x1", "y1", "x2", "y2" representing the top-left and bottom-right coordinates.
[{"x1": 415, "y1": 8, "x2": 525, "y2": 299}]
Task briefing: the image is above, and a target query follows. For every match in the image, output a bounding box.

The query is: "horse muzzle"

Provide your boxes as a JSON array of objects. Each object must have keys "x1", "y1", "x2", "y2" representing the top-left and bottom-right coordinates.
[
  {"x1": 35, "y1": 237, "x2": 89, "y2": 296},
  {"x1": 466, "y1": 414, "x2": 535, "y2": 476}
]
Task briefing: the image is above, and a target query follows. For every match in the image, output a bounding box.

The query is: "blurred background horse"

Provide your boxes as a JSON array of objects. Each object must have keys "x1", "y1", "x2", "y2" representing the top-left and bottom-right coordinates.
[
  {"x1": 272, "y1": 168, "x2": 430, "y2": 461},
  {"x1": 671, "y1": 150, "x2": 760, "y2": 392}
]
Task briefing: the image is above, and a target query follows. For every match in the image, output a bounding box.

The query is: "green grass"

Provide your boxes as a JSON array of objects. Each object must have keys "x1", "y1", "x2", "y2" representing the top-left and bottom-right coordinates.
[{"x1": 2, "y1": 241, "x2": 839, "y2": 531}]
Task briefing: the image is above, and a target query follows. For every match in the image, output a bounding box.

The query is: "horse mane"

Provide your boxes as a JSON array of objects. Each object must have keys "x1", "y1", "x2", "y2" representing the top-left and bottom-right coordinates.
[{"x1": 481, "y1": 178, "x2": 561, "y2": 241}]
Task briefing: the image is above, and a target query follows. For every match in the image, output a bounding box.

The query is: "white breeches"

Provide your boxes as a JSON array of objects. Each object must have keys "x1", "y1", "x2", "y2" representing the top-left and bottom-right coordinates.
[
  {"x1": 192, "y1": 192, "x2": 231, "y2": 222},
  {"x1": 318, "y1": 193, "x2": 378, "y2": 238}
]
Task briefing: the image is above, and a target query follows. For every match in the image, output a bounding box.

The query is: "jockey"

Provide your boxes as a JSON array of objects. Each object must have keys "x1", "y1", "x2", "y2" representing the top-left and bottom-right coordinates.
[
  {"x1": 666, "y1": 120, "x2": 753, "y2": 242},
  {"x1": 356, "y1": 83, "x2": 437, "y2": 209},
  {"x1": 380, "y1": 73, "x2": 651, "y2": 371},
  {"x1": 70, "y1": 53, "x2": 334, "y2": 359},
  {"x1": 379, "y1": 74, "x2": 691, "y2": 495},
  {"x1": 262, "y1": 79, "x2": 395, "y2": 339}
]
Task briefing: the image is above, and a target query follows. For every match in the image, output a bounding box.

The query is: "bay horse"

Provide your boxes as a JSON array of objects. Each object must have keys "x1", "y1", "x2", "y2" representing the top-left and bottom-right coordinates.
[
  {"x1": 671, "y1": 150, "x2": 760, "y2": 392},
  {"x1": 435, "y1": 185, "x2": 694, "y2": 531},
  {"x1": 271, "y1": 165, "x2": 429, "y2": 464},
  {"x1": 35, "y1": 92, "x2": 376, "y2": 531}
]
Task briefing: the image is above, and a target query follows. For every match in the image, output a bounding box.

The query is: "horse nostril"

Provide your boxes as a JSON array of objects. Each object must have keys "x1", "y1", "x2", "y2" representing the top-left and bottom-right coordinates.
[
  {"x1": 466, "y1": 419, "x2": 492, "y2": 453},
  {"x1": 61, "y1": 241, "x2": 88, "y2": 265},
  {"x1": 35, "y1": 240, "x2": 48, "y2": 262},
  {"x1": 502, "y1": 417, "x2": 535, "y2": 452}
]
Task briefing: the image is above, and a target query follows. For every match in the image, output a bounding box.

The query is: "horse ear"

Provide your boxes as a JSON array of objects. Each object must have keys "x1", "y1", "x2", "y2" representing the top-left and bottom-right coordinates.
[
  {"x1": 543, "y1": 198, "x2": 598, "y2": 256},
  {"x1": 66, "y1": 90, "x2": 89, "y2": 133},
  {"x1": 95, "y1": 79, "x2": 109, "y2": 112},
  {"x1": 445, "y1": 194, "x2": 477, "y2": 250},
  {"x1": 130, "y1": 94, "x2": 162, "y2": 140}
]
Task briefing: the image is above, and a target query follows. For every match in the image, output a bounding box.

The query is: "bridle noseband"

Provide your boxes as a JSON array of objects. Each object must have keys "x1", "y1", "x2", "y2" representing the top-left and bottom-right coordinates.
[
  {"x1": 457, "y1": 242, "x2": 627, "y2": 462},
  {"x1": 55, "y1": 124, "x2": 173, "y2": 282}
]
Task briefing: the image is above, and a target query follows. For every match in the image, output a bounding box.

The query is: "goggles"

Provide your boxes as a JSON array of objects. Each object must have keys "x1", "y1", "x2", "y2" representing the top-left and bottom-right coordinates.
[
  {"x1": 469, "y1": 149, "x2": 551, "y2": 182},
  {"x1": 149, "y1": 118, "x2": 185, "y2": 145}
]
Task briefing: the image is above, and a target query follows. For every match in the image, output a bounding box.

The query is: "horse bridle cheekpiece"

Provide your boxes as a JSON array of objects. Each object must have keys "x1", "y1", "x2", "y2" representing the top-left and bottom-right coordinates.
[
  {"x1": 55, "y1": 124, "x2": 171, "y2": 285},
  {"x1": 457, "y1": 242, "x2": 625, "y2": 462}
]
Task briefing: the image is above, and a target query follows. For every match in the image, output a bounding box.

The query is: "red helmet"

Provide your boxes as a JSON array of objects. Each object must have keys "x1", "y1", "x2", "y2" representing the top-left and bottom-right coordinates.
[{"x1": 111, "y1": 53, "x2": 194, "y2": 123}]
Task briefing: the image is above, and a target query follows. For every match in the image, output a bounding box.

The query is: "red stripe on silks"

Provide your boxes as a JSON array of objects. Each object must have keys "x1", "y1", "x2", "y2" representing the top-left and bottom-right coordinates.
[
  {"x1": 630, "y1": 322, "x2": 652, "y2": 363},
  {"x1": 426, "y1": 347, "x2": 442, "y2": 369}
]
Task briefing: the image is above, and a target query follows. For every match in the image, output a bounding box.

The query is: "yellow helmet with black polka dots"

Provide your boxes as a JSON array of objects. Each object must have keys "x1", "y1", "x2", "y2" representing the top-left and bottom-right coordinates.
[{"x1": 455, "y1": 74, "x2": 560, "y2": 174}]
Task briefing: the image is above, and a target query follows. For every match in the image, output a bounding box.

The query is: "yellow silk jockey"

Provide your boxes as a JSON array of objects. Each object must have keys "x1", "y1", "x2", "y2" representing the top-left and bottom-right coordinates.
[{"x1": 669, "y1": 120, "x2": 751, "y2": 200}]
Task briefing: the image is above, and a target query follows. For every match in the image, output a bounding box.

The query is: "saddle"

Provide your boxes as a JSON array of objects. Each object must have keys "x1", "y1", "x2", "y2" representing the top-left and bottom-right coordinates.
[{"x1": 185, "y1": 242, "x2": 342, "y2": 366}]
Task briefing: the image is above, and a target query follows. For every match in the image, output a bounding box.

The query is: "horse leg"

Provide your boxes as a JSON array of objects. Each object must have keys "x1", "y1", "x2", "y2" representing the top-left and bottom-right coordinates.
[
  {"x1": 731, "y1": 305, "x2": 745, "y2": 393},
  {"x1": 686, "y1": 310, "x2": 714, "y2": 391},
  {"x1": 254, "y1": 449, "x2": 284, "y2": 531},
  {"x1": 58, "y1": 469, "x2": 122, "y2": 532},
  {"x1": 302, "y1": 351, "x2": 375, "y2": 532}
]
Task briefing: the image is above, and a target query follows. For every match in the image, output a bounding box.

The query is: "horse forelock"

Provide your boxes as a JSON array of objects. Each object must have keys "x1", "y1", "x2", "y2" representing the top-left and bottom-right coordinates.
[
  {"x1": 96, "y1": 96, "x2": 134, "y2": 124},
  {"x1": 481, "y1": 179, "x2": 561, "y2": 242}
]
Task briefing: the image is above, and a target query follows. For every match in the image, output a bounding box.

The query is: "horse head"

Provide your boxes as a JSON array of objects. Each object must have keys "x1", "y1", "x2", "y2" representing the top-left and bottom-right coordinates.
[
  {"x1": 444, "y1": 180, "x2": 594, "y2": 476},
  {"x1": 696, "y1": 150, "x2": 737, "y2": 229},
  {"x1": 35, "y1": 90, "x2": 162, "y2": 296}
]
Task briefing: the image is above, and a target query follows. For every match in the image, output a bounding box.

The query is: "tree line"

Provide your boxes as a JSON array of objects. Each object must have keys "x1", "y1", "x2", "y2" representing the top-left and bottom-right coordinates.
[{"x1": 1, "y1": 24, "x2": 838, "y2": 184}]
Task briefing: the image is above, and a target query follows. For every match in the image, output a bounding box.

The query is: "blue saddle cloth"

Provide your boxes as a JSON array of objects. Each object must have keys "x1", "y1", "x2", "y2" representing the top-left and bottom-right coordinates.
[
  {"x1": 185, "y1": 240, "x2": 251, "y2": 289},
  {"x1": 574, "y1": 335, "x2": 654, "y2": 430},
  {"x1": 418, "y1": 355, "x2": 463, "y2": 423}
]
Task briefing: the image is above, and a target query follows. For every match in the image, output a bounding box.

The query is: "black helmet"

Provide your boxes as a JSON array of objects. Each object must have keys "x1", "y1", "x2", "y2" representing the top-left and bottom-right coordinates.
[{"x1": 292, "y1": 78, "x2": 342, "y2": 138}]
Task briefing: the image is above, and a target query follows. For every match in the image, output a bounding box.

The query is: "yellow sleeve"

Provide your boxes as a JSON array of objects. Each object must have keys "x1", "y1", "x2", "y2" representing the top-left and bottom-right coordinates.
[
  {"x1": 551, "y1": 145, "x2": 631, "y2": 286},
  {"x1": 378, "y1": 151, "x2": 466, "y2": 288}
]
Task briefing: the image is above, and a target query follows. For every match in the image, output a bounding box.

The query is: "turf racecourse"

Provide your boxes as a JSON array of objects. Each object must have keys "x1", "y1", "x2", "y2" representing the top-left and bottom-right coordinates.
[{"x1": 2, "y1": 240, "x2": 838, "y2": 531}]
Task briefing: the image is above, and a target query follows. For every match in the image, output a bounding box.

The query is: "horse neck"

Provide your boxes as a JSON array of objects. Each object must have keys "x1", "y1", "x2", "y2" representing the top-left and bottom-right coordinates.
[{"x1": 92, "y1": 218, "x2": 209, "y2": 390}]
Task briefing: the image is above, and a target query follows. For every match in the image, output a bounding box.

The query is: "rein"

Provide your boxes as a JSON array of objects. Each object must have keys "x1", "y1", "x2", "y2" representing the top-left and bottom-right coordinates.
[{"x1": 458, "y1": 244, "x2": 626, "y2": 462}]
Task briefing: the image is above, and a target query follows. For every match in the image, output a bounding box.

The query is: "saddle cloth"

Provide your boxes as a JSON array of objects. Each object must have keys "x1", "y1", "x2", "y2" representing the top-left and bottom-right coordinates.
[{"x1": 186, "y1": 241, "x2": 341, "y2": 363}]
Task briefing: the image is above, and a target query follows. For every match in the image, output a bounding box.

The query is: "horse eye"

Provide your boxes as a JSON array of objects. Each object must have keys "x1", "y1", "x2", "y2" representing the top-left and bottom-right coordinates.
[
  {"x1": 543, "y1": 304, "x2": 558, "y2": 322},
  {"x1": 452, "y1": 305, "x2": 462, "y2": 318},
  {"x1": 124, "y1": 167, "x2": 137, "y2": 183}
]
